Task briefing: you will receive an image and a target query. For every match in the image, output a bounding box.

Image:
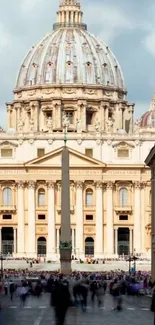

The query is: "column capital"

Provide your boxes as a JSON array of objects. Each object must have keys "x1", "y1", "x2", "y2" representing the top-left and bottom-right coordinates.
[
  {"x1": 27, "y1": 181, "x2": 36, "y2": 189},
  {"x1": 140, "y1": 181, "x2": 147, "y2": 189},
  {"x1": 95, "y1": 181, "x2": 103, "y2": 189},
  {"x1": 133, "y1": 181, "x2": 141, "y2": 189},
  {"x1": 76, "y1": 181, "x2": 83, "y2": 189},
  {"x1": 47, "y1": 181, "x2": 55, "y2": 189},
  {"x1": 106, "y1": 181, "x2": 114, "y2": 190},
  {"x1": 16, "y1": 181, "x2": 25, "y2": 189}
]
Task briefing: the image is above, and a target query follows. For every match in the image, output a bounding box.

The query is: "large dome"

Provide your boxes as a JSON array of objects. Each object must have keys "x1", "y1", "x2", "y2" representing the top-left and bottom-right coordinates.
[{"x1": 16, "y1": 1, "x2": 125, "y2": 90}]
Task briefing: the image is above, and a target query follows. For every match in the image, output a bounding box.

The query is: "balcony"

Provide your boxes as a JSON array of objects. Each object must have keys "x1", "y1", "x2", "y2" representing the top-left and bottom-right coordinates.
[
  {"x1": 56, "y1": 205, "x2": 75, "y2": 214},
  {"x1": 36, "y1": 205, "x2": 48, "y2": 211},
  {"x1": 115, "y1": 205, "x2": 132, "y2": 214},
  {"x1": 0, "y1": 205, "x2": 16, "y2": 212},
  {"x1": 84, "y1": 205, "x2": 96, "y2": 211}
]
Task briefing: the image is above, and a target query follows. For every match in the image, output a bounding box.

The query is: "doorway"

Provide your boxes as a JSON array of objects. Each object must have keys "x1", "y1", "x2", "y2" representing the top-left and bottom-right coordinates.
[
  {"x1": 85, "y1": 237, "x2": 94, "y2": 256},
  {"x1": 2, "y1": 227, "x2": 14, "y2": 255},
  {"x1": 37, "y1": 237, "x2": 46, "y2": 256},
  {"x1": 118, "y1": 228, "x2": 129, "y2": 255}
]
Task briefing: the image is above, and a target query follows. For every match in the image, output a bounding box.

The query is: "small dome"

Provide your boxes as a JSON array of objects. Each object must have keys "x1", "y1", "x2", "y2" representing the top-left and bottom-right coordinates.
[
  {"x1": 139, "y1": 95, "x2": 155, "y2": 128},
  {"x1": 15, "y1": 1, "x2": 125, "y2": 89}
]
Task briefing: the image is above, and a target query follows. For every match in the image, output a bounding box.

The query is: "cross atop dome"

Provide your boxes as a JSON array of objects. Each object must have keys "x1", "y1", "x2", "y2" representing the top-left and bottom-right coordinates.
[{"x1": 53, "y1": 0, "x2": 87, "y2": 30}]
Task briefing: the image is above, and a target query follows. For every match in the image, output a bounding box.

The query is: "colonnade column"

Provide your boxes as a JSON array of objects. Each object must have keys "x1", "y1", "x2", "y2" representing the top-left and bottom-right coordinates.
[
  {"x1": 95, "y1": 182, "x2": 103, "y2": 257},
  {"x1": 106, "y1": 182, "x2": 114, "y2": 255},
  {"x1": 28, "y1": 181, "x2": 36, "y2": 257},
  {"x1": 17, "y1": 181, "x2": 25, "y2": 257},
  {"x1": 75, "y1": 182, "x2": 84, "y2": 259},
  {"x1": 56, "y1": 229, "x2": 60, "y2": 254},
  {"x1": 0, "y1": 227, "x2": 2, "y2": 253},
  {"x1": 134, "y1": 182, "x2": 141, "y2": 253},
  {"x1": 72, "y1": 229, "x2": 75, "y2": 255},
  {"x1": 141, "y1": 182, "x2": 146, "y2": 253},
  {"x1": 47, "y1": 181, "x2": 55, "y2": 259},
  {"x1": 13, "y1": 228, "x2": 17, "y2": 254},
  {"x1": 130, "y1": 228, "x2": 133, "y2": 254},
  {"x1": 114, "y1": 228, "x2": 118, "y2": 255}
]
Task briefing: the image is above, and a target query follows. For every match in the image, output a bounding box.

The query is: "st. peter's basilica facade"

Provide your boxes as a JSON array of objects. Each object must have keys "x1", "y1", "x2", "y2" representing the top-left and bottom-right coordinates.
[{"x1": 0, "y1": 0, "x2": 153, "y2": 259}]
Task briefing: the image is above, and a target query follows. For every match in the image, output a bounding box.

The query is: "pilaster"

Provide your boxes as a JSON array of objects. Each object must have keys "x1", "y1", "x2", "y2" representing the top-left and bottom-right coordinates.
[
  {"x1": 16, "y1": 181, "x2": 25, "y2": 257},
  {"x1": 47, "y1": 181, "x2": 56, "y2": 259},
  {"x1": 95, "y1": 181, "x2": 103, "y2": 257},
  {"x1": 75, "y1": 181, "x2": 84, "y2": 259},
  {"x1": 106, "y1": 181, "x2": 114, "y2": 255},
  {"x1": 133, "y1": 181, "x2": 141, "y2": 253},
  {"x1": 27, "y1": 181, "x2": 36, "y2": 257}
]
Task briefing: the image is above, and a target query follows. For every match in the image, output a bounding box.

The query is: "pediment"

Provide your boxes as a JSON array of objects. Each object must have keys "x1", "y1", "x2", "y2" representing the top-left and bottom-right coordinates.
[
  {"x1": 0, "y1": 141, "x2": 18, "y2": 147},
  {"x1": 25, "y1": 147, "x2": 105, "y2": 168},
  {"x1": 112, "y1": 141, "x2": 135, "y2": 148}
]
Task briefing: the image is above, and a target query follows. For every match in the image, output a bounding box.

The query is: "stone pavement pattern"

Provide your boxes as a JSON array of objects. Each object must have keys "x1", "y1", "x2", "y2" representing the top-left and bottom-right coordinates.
[{"x1": 0, "y1": 293, "x2": 154, "y2": 325}]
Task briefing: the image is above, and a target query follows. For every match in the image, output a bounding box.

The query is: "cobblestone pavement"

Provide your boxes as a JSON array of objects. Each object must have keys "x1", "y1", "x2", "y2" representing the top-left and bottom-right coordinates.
[{"x1": 0, "y1": 293, "x2": 154, "y2": 325}]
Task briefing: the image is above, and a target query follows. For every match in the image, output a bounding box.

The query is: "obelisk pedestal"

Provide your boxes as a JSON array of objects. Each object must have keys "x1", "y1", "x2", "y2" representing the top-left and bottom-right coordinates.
[{"x1": 60, "y1": 146, "x2": 72, "y2": 274}]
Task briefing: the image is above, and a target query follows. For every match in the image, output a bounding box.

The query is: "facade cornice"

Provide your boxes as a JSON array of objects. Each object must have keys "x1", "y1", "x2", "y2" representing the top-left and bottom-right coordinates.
[{"x1": 1, "y1": 134, "x2": 155, "y2": 141}]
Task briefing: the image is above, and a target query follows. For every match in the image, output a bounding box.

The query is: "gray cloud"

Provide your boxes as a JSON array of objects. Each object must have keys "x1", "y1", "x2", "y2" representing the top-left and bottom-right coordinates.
[{"x1": 0, "y1": 0, "x2": 155, "y2": 128}]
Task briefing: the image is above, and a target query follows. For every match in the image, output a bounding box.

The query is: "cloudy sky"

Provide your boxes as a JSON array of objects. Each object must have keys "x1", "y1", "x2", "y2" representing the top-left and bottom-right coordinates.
[{"x1": 0, "y1": 0, "x2": 155, "y2": 128}]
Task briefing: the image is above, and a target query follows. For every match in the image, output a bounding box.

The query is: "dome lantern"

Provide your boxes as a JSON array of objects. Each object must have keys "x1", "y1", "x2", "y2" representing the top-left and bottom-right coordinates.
[{"x1": 53, "y1": 0, "x2": 87, "y2": 30}]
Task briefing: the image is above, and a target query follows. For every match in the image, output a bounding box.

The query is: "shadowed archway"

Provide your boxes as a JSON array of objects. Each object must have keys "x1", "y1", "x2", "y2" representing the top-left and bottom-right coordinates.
[{"x1": 85, "y1": 237, "x2": 94, "y2": 256}]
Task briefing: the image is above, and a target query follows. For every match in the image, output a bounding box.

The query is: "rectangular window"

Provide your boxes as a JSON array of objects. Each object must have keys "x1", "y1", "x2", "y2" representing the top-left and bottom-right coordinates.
[
  {"x1": 117, "y1": 149, "x2": 129, "y2": 158},
  {"x1": 66, "y1": 112, "x2": 73, "y2": 124},
  {"x1": 38, "y1": 214, "x2": 46, "y2": 220},
  {"x1": 86, "y1": 112, "x2": 93, "y2": 125},
  {"x1": 1, "y1": 149, "x2": 13, "y2": 157},
  {"x1": 86, "y1": 215, "x2": 93, "y2": 221},
  {"x1": 85, "y1": 149, "x2": 93, "y2": 157},
  {"x1": 3, "y1": 215, "x2": 12, "y2": 220},
  {"x1": 119, "y1": 215, "x2": 128, "y2": 221},
  {"x1": 37, "y1": 148, "x2": 45, "y2": 157}
]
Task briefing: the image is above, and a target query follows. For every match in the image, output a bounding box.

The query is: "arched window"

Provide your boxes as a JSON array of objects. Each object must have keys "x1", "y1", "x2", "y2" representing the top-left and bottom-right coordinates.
[
  {"x1": 3, "y1": 187, "x2": 12, "y2": 206},
  {"x1": 38, "y1": 188, "x2": 45, "y2": 206},
  {"x1": 119, "y1": 188, "x2": 128, "y2": 206},
  {"x1": 86, "y1": 188, "x2": 93, "y2": 206}
]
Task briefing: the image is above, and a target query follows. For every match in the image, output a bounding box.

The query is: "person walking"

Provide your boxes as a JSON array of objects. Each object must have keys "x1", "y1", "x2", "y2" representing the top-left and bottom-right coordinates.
[
  {"x1": 51, "y1": 276, "x2": 72, "y2": 325},
  {"x1": 4, "y1": 280, "x2": 9, "y2": 296},
  {"x1": 9, "y1": 281, "x2": 15, "y2": 301}
]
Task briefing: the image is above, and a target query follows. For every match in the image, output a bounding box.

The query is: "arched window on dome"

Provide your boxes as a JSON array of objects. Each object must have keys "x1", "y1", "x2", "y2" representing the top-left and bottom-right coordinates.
[
  {"x1": 3, "y1": 187, "x2": 12, "y2": 206},
  {"x1": 29, "y1": 63, "x2": 38, "y2": 85},
  {"x1": 45, "y1": 61, "x2": 55, "y2": 83},
  {"x1": 85, "y1": 188, "x2": 93, "y2": 206},
  {"x1": 38, "y1": 188, "x2": 45, "y2": 206},
  {"x1": 85, "y1": 61, "x2": 93, "y2": 83},
  {"x1": 119, "y1": 188, "x2": 128, "y2": 206},
  {"x1": 66, "y1": 61, "x2": 73, "y2": 83}
]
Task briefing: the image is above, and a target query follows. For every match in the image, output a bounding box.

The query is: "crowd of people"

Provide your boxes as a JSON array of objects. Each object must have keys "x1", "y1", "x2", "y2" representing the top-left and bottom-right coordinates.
[{"x1": 0, "y1": 269, "x2": 153, "y2": 321}]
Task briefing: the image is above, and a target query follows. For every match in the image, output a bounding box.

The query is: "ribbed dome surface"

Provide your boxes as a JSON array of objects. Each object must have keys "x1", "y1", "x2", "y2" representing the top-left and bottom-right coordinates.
[
  {"x1": 140, "y1": 110, "x2": 155, "y2": 128},
  {"x1": 16, "y1": 28, "x2": 125, "y2": 89},
  {"x1": 139, "y1": 95, "x2": 155, "y2": 128}
]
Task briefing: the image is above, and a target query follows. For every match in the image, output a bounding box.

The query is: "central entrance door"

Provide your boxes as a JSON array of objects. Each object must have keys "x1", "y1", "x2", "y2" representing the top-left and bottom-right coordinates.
[
  {"x1": 37, "y1": 237, "x2": 46, "y2": 256},
  {"x1": 85, "y1": 237, "x2": 94, "y2": 256},
  {"x1": 2, "y1": 228, "x2": 14, "y2": 255},
  {"x1": 118, "y1": 228, "x2": 129, "y2": 255}
]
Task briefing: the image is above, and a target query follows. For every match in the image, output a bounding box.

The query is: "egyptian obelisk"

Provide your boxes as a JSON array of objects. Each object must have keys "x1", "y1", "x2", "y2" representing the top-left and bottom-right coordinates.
[{"x1": 60, "y1": 122, "x2": 72, "y2": 274}]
